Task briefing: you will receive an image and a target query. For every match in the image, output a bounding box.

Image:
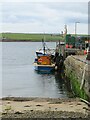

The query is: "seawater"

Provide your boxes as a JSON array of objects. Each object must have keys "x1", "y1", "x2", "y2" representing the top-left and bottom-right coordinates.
[{"x1": 2, "y1": 42, "x2": 73, "y2": 98}]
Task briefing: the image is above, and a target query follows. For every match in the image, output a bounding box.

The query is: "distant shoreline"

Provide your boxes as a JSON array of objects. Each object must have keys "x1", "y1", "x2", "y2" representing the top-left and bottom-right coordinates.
[
  {"x1": 0, "y1": 39, "x2": 58, "y2": 42},
  {"x1": 1, "y1": 33, "x2": 64, "y2": 42}
]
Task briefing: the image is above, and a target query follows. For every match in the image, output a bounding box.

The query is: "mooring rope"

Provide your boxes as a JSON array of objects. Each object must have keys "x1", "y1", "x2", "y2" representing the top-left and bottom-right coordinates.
[{"x1": 80, "y1": 64, "x2": 87, "y2": 90}]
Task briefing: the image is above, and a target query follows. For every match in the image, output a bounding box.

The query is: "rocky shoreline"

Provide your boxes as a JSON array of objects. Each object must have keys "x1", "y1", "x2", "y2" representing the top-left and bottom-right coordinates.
[{"x1": 0, "y1": 97, "x2": 90, "y2": 119}]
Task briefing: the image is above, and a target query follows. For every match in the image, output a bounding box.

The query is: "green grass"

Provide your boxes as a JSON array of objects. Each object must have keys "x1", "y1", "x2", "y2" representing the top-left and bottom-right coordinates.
[
  {"x1": 1, "y1": 33, "x2": 64, "y2": 42},
  {"x1": 1, "y1": 33, "x2": 89, "y2": 42},
  {"x1": 0, "y1": 33, "x2": 2, "y2": 38}
]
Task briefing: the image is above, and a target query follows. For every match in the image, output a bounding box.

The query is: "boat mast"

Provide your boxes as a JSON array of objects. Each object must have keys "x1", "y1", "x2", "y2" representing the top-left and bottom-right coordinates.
[{"x1": 42, "y1": 34, "x2": 46, "y2": 55}]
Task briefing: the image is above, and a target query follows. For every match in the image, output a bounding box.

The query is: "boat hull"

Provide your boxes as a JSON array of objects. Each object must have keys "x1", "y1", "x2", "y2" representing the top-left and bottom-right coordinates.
[{"x1": 34, "y1": 63, "x2": 55, "y2": 73}]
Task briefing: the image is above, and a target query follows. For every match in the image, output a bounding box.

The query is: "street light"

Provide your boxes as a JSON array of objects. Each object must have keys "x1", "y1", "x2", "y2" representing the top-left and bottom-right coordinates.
[{"x1": 75, "y1": 22, "x2": 80, "y2": 36}]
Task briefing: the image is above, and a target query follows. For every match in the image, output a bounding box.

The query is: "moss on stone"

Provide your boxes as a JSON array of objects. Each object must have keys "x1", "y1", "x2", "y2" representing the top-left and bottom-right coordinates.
[{"x1": 65, "y1": 69, "x2": 89, "y2": 101}]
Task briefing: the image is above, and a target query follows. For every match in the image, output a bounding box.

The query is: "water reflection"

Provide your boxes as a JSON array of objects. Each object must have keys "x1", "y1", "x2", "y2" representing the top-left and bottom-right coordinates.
[
  {"x1": 2, "y1": 42, "x2": 73, "y2": 98},
  {"x1": 55, "y1": 72, "x2": 65, "y2": 92},
  {"x1": 34, "y1": 70, "x2": 73, "y2": 98},
  {"x1": 55, "y1": 72, "x2": 74, "y2": 98}
]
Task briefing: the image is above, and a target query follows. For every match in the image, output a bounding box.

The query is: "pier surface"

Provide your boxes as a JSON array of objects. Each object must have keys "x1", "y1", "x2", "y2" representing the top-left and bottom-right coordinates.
[
  {"x1": 72, "y1": 55, "x2": 90, "y2": 65},
  {"x1": 0, "y1": 97, "x2": 90, "y2": 119}
]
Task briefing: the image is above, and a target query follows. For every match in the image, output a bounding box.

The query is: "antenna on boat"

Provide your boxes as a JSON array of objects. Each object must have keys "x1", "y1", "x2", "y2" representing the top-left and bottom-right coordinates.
[{"x1": 42, "y1": 37, "x2": 45, "y2": 55}]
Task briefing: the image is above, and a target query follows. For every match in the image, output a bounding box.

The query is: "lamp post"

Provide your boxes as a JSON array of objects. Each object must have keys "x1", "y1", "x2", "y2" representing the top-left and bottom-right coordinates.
[{"x1": 75, "y1": 22, "x2": 80, "y2": 36}]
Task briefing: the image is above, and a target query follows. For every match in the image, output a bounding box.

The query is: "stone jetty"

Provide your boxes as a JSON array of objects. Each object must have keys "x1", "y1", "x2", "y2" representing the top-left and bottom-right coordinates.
[{"x1": 64, "y1": 55, "x2": 90, "y2": 100}]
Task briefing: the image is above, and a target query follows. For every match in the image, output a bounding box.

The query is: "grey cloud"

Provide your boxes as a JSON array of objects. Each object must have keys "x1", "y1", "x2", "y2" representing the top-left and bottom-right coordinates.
[{"x1": 1, "y1": 2, "x2": 88, "y2": 33}]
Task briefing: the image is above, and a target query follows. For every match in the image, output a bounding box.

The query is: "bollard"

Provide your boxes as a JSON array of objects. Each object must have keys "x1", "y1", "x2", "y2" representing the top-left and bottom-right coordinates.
[{"x1": 86, "y1": 46, "x2": 90, "y2": 60}]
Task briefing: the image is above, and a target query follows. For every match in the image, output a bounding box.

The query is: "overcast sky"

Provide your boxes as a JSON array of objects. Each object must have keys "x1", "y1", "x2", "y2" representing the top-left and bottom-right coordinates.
[{"x1": 0, "y1": 0, "x2": 89, "y2": 34}]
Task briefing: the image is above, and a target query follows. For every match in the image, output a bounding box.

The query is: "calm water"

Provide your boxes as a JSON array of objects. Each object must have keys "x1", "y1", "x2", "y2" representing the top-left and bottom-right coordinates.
[{"x1": 2, "y1": 42, "x2": 72, "y2": 98}]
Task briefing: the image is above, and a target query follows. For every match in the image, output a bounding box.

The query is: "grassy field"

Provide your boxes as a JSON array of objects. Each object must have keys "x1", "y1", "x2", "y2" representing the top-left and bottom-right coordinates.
[{"x1": 1, "y1": 33, "x2": 64, "y2": 42}]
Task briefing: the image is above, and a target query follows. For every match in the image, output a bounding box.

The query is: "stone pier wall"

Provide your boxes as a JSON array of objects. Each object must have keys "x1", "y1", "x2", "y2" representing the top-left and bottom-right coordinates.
[{"x1": 64, "y1": 55, "x2": 90, "y2": 100}]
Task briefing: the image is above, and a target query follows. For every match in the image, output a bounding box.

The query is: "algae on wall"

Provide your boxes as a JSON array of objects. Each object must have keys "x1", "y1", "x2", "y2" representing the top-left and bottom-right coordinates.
[{"x1": 64, "y1": 56, "x2": 90, "y2": 101}]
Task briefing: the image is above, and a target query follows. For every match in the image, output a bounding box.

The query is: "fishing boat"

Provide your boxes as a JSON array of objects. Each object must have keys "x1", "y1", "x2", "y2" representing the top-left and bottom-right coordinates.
[{"x1": 34, "y1": 40, "x2": 55, "y2": 73}]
